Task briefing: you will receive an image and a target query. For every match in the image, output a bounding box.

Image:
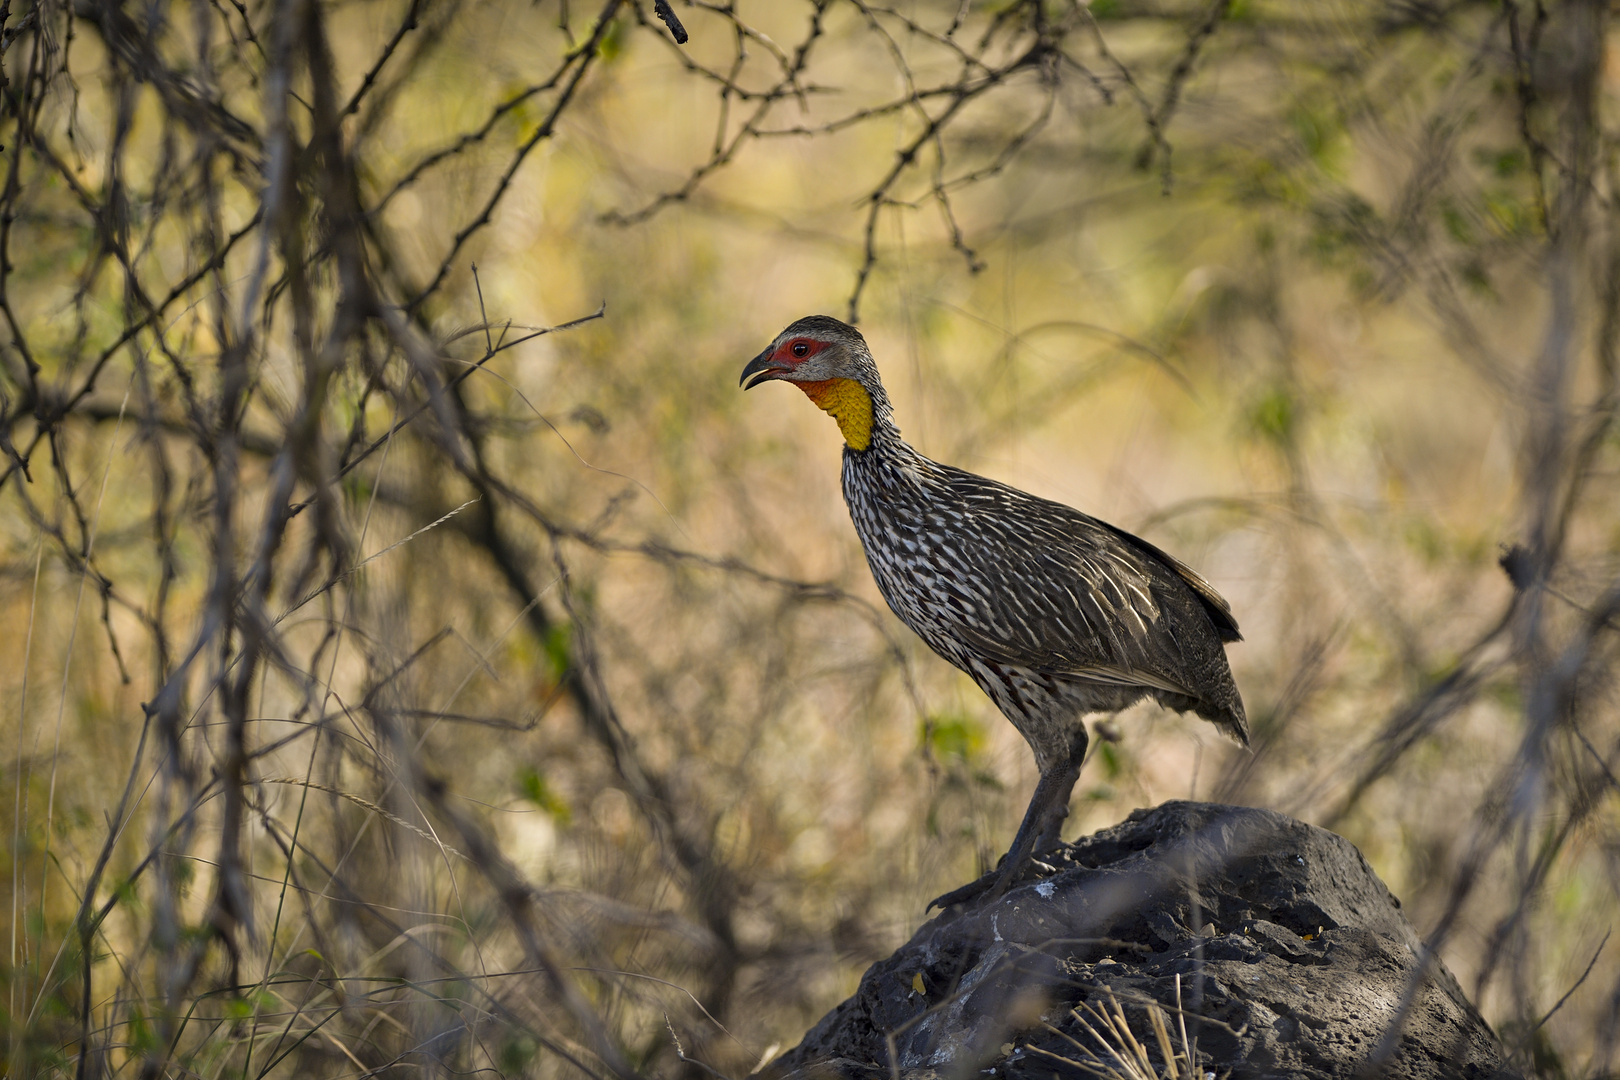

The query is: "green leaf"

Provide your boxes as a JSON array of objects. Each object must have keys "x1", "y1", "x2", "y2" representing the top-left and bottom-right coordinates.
[
  {"x1": 921, "y1": 714, "x2": 986, "y2": 763},
  {"x1": 543, "y1": 623, "x2": 572, "y2": 678},
  {"x1": 1248, "y1": 383, "x2": 1297, "y2": 445},
  {"x1": 1097, "y1": 741, "x2": 1123, "y2": 781},
  {"x1": 501, "y1": 1036, "x2": 539, "y2": 1073},
  {"x1": 598, "y1": 16, "x2": 627, "y2": 62},
  {"x1": 128, "y1": 1006, "x2": 160, "y2": 1054},
  {"x1": 519, "y1": 767, "x2": 572, "y2": 825}
]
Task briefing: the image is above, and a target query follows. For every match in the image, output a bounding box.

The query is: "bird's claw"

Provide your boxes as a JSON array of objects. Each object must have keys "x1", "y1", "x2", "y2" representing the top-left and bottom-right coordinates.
[
  {"x1": 926, "y1": 875, "x2": 1001, "y2": 912},
  {"x1": 926, "y1": 849, "x2": 1068, "y2": 912}
]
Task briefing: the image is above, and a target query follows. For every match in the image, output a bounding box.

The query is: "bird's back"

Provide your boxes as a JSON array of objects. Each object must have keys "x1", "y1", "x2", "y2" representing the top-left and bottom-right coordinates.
[{"x1": 842, "y1": 440, "x2": 1247, "y2": 746}]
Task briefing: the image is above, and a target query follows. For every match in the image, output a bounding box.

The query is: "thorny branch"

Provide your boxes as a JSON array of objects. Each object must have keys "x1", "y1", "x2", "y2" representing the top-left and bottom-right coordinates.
[{"x1": 600, "y1": 0, "x2": 1233, "y2": 320}]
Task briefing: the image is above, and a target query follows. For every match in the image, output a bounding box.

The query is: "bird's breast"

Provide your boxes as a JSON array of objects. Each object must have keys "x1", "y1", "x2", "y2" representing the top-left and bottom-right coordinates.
[{"x1": 842, "y1": 453, "x2": 992, "y2": 649}]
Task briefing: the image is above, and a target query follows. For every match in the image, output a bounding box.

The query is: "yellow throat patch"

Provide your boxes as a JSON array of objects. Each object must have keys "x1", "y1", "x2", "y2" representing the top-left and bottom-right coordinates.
[{"x1": 796, "y1": 378, "x2": 874, "y2": 451}]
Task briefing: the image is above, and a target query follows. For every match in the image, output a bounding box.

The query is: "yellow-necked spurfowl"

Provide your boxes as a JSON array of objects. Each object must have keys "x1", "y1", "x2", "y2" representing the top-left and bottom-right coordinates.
[{"x1": 741, "y1": 315, "x2": 1247, "y2": 909}]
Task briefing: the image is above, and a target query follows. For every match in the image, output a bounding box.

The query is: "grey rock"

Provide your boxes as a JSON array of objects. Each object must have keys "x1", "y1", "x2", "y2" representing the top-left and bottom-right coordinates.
[{"x1": 761, "y1": 802, "x2": 1518, "y2": 1080}]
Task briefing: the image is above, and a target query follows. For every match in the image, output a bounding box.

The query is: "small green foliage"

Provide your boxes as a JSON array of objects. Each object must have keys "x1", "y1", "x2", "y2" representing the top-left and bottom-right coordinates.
[
  {"x1": 922, "y1": 713, "x2": 986, "y2": 763},
  {"x1": 1484, "y1": 676, "x2": 1522, "y2": 713},
  {"x1": 1291, "y1": 105, "x2": 1336, "y2": 164},
  {"x1": 1458, "y1": 258, "x2": 1492, "y2": 294},
  {"x1": 1440, "y1": 202, "x2": 1473, "y2": 244},
  {"x1": 1402, "y1": 517, "x2": 1446, "y2": 564},
  {"x1": 1095, "y1": 741, "x2": 1123, "y2": 781},
  {"x1": 542, "y1": 622, "x2": 572, "y2": 678},
  {"x1": 40, "y1": 980, "x2": 77, "y2": 1018},
  {"x1": 1484, "y1": 191, "x2": 1530, "y2": 237},
  {"x1": 341, "y1": 471, "x2": 374, "y2": 505},
  {"x1": 597, "y1": 16, "x2": 628, "y2": 61},
  {"x1": 127, "y1": 1005, "x2": 160, "y2": 1056},
  {"x1": 1248, "y1": 383, "x2": 1297, "y2": 445},
  {"x1": 500, "y1": 1035, "x2": 540, "y2": 1074},
  {"x1": 172, "y1": 858, "x2": 195, "y2": 889},
  {"x1": 58, "y1": 804, "x2": 93, "y2": 835},
  {"x1": 1552, "y1": 873, "x2": 1584, "y2": 920},
  {"x1": 1477, "y1": 146, "x2": 1527, "y2": 179},
  {"x1": 1308, "y1": 194, "x2": 1378, "y2": 265},
  {"x1": 519, "y1": 766, "x2": 572, "y2": 824}
]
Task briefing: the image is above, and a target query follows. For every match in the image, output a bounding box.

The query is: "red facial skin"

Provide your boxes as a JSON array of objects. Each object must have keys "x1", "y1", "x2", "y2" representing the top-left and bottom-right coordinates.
[
  {"x1": 771, "y1": 338, "x2": 842, "y2": 401},
  {"x1": 742, "y1": 336, "x2": 832, "y2": 390},
  {"x1": 772, "y1": 338, "x2": 826, "y2": 368}
]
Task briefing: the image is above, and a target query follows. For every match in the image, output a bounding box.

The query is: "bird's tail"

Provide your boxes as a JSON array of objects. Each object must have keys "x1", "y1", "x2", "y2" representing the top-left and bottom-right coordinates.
[{"x1": 1199, "y1": 695, "x2": 1250, "y2": 748}]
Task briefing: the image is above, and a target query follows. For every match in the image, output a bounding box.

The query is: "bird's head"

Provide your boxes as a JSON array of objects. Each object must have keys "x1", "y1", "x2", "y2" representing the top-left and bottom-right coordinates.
[{"x1": 739, "y1": 315, "x2": 888, "y2": 451}]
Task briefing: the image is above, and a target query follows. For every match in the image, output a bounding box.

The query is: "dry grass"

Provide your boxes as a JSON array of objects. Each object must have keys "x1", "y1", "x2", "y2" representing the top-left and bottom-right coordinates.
[{"x1": 1031, "y1": 979, "x2": 1201, "y2": 1080}]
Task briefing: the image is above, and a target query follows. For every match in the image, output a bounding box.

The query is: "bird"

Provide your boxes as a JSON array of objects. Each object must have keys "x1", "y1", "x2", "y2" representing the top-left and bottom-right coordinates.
[{"x1": 740, "y1": 315, "x2": 1248, "y2": 909}]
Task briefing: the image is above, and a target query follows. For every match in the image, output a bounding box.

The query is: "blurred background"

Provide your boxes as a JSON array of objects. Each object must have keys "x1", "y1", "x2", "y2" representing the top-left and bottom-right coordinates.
[{"x1": 1, "y1": 0, "x2": 1618, "y2": 1075}]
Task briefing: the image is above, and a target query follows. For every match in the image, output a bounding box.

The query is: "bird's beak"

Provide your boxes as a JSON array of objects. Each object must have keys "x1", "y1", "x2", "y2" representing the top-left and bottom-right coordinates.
[{"x1": 740, "y1": 348, "x2": 791, "y2": 390}]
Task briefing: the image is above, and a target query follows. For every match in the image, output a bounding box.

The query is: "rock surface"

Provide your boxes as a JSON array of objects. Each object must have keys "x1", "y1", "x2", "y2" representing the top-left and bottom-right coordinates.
[{"x1": 762, "y1": 802, "x2": 1518, "y2": 1080}]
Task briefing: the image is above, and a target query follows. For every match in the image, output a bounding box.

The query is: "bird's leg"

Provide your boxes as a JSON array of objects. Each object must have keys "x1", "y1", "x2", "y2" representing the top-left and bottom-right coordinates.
[
  {"x1": 927, "y1": 729, "x2": 1088, "y2": 911},
  {"x1": 996, "y1": 751, "x2": 1083, "y2": 876},
  {"x1": 1031, "y1": 753, "x2": 1082, "y2": 853}
]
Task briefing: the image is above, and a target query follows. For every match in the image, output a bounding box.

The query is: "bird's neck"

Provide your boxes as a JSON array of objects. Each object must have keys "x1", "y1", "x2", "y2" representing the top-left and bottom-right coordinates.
[{"x1": 796, "y1": 377, "x2": 897, "y2": 452}]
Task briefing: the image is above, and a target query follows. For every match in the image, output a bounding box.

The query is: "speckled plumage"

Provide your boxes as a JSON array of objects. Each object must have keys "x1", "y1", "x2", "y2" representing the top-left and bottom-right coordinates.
[
  {"x1": 742, "y1": 315, "x2": 1247, "y2": 905},
  {"x1": 843, "y1": 437, "x2": 1247, "y2": 767}
]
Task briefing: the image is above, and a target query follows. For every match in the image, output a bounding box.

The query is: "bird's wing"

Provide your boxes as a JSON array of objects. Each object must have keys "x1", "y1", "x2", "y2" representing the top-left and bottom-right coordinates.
[
  {"x1": 929, "y1": 468, "x2": 1220, "y2": 693},
  {"x1": 1093, "y1": 521, "x2": 1242, "y2": 643}
]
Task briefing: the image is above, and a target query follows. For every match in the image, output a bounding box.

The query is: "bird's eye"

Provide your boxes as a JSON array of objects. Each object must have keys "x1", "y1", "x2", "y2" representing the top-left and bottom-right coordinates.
[{"x1": 791, "y1": 341, "x2": 810, "y2": 358}]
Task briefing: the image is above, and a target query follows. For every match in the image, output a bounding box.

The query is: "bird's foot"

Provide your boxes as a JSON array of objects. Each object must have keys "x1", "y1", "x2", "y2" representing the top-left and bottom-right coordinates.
[
  {"x1": 925, "y1": 854, "x2": 1063, "y2": 912},
  {"x1": 926, "y1": 880, "x2": 997, "y2": 913}
]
